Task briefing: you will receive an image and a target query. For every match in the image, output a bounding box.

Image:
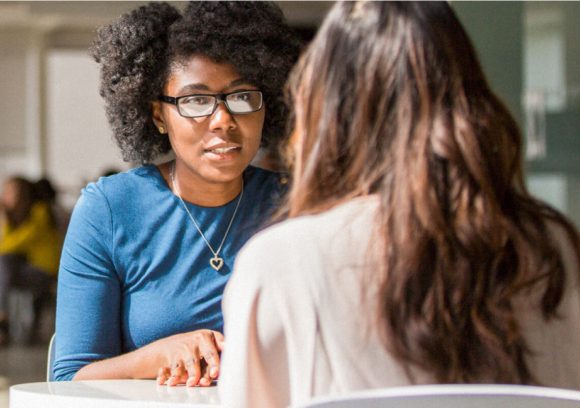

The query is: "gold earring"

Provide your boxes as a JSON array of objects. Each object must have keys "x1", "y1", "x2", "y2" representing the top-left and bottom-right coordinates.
[{"x1": 158, "y1": 126, "x2": 165, "y2": 134}]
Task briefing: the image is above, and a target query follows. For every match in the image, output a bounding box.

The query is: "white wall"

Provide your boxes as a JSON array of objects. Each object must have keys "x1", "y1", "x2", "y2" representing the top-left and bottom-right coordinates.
[
  {"x1": 0, "y1": 30, "x2": 31, "y2": 177},
  {"x1": 45, "y1": 50, "x2": 128, "y2": 208},
  {"x1": 1, "y1": 31, "x2": 129, "y2": 209}
]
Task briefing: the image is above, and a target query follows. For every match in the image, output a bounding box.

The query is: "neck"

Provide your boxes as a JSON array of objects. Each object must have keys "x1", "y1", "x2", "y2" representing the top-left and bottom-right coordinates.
[{"x1": 164, "y1": 161, "x2": 243, "y2": 207}]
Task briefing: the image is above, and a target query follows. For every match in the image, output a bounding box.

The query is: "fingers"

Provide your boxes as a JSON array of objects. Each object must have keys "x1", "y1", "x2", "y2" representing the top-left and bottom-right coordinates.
[
  {"x1": 199, "y1": 364, "x2": 212, "y2": 387},
  {"x1": 185, "y1": 357, "x2": 201, "y2": 387},
  {"x1": 167, "y1": 361, "x2": 187, "y2": 386},
  {"x1": 156, "y1": 361, "x2": 195, "y2": 387},
  {"x1": 155, "y1": 330, "x2": 224, "y2": 387},
  {"x1": 198, "y1": 333, "x2": 220, "y2": 382},
  {"x1": 156, "y1": 366, "x2": 170, "y2": 386},
  {"x1": 213, "y1": 331, "x2": 225, "y2": 351}
]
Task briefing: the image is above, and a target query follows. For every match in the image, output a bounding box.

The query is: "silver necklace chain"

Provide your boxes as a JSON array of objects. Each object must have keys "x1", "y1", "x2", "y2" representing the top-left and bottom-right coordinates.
[{"x1": 170, "y1": 162, "x2": 244, "y2": 271}]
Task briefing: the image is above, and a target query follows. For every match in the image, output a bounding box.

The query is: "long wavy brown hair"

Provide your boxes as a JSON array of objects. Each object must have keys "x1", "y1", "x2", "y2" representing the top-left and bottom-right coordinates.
[{"x1": 284, "y1": 1, "x2": 580, "y2": 384}]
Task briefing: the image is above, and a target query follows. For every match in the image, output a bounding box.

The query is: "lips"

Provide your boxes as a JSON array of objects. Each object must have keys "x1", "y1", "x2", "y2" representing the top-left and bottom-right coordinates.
[
  {"x1": 203, "y1": 142, "x2": 242, "y2": 161},
  {"x1": 206, "y1": 146, "x2": 240, "y2": 154}
]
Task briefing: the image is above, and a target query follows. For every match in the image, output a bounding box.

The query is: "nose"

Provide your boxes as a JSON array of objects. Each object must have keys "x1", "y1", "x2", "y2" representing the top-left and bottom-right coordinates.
[{"x1": 208, "y1": 100, "x2": 237, "y2": 132}]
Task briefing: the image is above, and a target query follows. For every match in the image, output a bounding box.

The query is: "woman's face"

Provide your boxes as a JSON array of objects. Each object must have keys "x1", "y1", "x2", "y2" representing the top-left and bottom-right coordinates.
[
  {"x1": 152, "y1": 55, "x2": 265, "y2": 186},
  {"x1": 1, "y1": 180, "x2": 19, "y2": 210}
]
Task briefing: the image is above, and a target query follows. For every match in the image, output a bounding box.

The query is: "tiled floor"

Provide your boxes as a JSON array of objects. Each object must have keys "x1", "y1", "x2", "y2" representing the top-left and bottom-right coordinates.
[{"x1": 0, "y1": 344, "x2": 50, "y2": 408}]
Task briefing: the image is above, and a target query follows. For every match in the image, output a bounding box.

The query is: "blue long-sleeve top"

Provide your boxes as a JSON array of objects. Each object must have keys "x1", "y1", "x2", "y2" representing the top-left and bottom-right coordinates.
[{"x1": 54, "y1": 164, "x2": 283, "y2": 381}]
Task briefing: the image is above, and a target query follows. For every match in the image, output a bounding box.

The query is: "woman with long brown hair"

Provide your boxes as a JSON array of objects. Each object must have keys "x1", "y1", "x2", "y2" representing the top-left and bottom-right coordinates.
[{"x1": 219, "y1": 2, "x2": 580, "y2": 407}]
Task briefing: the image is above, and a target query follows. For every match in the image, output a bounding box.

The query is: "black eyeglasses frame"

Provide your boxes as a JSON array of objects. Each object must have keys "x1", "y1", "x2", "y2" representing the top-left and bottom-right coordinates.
[{"x1": 157, "y1": 90, "x2": 263, "y2": 119}]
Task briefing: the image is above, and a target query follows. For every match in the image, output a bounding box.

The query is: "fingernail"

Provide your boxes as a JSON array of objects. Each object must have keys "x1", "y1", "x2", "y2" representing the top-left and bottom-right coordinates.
[
  {"x1": 200, "y1": 377, "x2": 210, "y2": 386},
  {"x1": 210, "y1": 367, "x2": 218, "y2": 378},
  {"x1": 186, "y1": 377, "x2": 196, "y2": 387}
]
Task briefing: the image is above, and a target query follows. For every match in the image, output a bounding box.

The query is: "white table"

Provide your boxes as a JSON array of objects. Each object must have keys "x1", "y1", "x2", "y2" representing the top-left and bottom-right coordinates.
[{"x1": 9, "y1": 379, "x2": 220, "y2": 407}]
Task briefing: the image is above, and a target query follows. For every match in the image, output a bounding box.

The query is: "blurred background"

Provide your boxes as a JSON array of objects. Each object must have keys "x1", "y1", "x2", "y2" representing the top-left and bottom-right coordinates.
[
  {"x1": 0, "y1": 1, "x2": 579, "y2": 405},
  {"x1": 0, "y1": 1, "x2": 579, "y2": 222}
]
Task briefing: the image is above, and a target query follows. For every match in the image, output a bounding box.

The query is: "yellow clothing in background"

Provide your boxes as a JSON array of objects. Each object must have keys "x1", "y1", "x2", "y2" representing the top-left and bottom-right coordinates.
[{"x1": 0, "y1": 202, "x2": 62, "y2": 276}]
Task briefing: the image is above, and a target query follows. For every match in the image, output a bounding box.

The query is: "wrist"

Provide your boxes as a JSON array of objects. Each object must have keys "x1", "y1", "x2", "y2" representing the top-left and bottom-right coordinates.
[{"x1": 129, "y1": 339, "x2": 166, "y2": 379}]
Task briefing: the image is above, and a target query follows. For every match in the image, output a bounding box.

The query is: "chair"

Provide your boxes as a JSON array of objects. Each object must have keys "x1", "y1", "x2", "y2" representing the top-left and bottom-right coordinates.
[
  {"x1": 46, "y1": 333, "x2": 56, "y2": 381},
  {"x1": 8, "y1": 284, "x2": 56, "y2": 345},
  {"x1": 296, "y1": 384, "x2": 580, "y2": 408}
]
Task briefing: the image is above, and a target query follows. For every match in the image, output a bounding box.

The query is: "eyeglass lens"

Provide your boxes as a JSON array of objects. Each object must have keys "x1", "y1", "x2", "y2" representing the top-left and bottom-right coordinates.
[{"x1": 178, "y1": 91, "x2": 262, "y2": 118}]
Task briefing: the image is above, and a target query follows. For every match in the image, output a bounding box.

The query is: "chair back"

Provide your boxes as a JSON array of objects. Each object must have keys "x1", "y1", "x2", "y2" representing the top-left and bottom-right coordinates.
[
  {"x1": 297, "y1": 384, "x2": 580, "y2": 408},
  {"x1": 46, "y1": 333, "x2": 56, "y2": 381}
]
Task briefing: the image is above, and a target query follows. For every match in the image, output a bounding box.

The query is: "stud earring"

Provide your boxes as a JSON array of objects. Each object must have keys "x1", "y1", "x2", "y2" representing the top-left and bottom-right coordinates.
[{"x1": 158, "y1": 126, "x2": 166, "y2": 134}]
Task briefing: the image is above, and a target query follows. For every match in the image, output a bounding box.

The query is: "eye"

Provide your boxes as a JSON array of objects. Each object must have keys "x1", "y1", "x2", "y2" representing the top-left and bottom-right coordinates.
[
  {"x1": 181, "y1": 95, "x2": 213, "y2": 106},
  {"x1": 229, "y1": 92, "x2": 251, "y2": 102}
]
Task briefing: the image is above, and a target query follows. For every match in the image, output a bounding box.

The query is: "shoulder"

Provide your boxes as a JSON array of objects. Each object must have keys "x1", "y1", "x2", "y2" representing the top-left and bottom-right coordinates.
[
  {"x1": 81, "y1": 165, "x2": 163, "y2": 206},
  {"x1": 70, "y1": 165, "x2": 163, "y2": 223},
  {"x1": 93, "y1": 165, "x2": 160, "y2": 194},
  {"x1": 227, "y1": 197, "x2": 380, "y2": 324},
  {"x1": 249, "y1": 196, "x2": 378, "y2": 246},
  {"x1": 235, "y1": 196, "x2": 379, "y2": 280}
]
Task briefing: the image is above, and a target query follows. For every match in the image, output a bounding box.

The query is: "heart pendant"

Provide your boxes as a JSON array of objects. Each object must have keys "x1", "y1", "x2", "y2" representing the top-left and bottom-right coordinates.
[{"x1": 210, "y1": 256, "x2": 224, "y2": 271}]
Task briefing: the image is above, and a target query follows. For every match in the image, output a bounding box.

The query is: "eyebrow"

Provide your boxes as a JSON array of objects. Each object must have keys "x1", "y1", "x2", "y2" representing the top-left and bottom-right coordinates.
[{"x1": 177, "y1": 78, "x2": 255, "y2": 95}]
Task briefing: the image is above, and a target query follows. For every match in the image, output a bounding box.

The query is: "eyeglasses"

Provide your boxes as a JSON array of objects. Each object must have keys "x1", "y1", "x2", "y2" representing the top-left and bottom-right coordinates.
[{"x1": 158, "y1": 90, "x2": 263, "y2": 119}]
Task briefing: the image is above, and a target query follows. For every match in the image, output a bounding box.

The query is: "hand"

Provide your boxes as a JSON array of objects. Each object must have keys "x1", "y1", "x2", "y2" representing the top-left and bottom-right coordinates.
[{"x1": 154, "y1": 329, "x2": 224, "y2": 387}]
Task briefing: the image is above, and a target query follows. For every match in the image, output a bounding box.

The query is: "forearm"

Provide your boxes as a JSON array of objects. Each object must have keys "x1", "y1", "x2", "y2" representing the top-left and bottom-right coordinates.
[{"x1": 73, "y1": 343, "x2": 164, "y2": 380}]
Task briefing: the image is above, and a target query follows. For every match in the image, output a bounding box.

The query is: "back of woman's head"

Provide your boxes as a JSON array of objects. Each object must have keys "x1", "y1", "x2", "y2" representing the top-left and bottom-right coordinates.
[
  {"x1": 288, "y1": 1, "x2": 519, "y2": 213},
  {"x1": 92, "y1": 1, "x2": 301, "y2": 163},
  {"x1": 287, "y1": 1, "x2": 579, "y2": 384},
  {"x1": 33, "y1": 178, "x2": 57, "y2": 203}
]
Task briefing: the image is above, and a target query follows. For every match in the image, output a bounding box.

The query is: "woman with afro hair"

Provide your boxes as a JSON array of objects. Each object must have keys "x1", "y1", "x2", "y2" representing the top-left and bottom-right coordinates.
[{"x1": 53, "y1": 1, "x2": 301, "y2": 386}]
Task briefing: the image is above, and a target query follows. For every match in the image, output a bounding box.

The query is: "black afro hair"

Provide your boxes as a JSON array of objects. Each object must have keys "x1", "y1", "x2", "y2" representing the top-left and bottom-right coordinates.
[{"x1": 91, "y1": 1, "x2": 302, "y2": 164}]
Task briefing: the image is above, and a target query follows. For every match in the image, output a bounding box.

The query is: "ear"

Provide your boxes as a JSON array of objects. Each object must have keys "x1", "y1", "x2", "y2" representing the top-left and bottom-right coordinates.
[{"x1": 151, "y1": 101, "x2": 167, "y2": 134}]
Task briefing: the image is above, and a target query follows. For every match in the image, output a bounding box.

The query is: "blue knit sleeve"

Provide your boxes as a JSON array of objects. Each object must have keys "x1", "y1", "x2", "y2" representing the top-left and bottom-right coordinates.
[{"x1": 53, "y1": 182, "x2": 121, "y2": 381}]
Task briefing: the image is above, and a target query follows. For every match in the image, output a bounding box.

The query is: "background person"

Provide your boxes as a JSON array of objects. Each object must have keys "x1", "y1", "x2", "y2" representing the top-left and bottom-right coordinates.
[
  {"x1": 53, "y1": 1, "x2": 300, "y2": 385},
  {"x1": 219, "y1": 2, "x2": 580, "y2": 407},
  {"x1": 0, "y1": 176, "x2": 62, "y2": 346},
  {"x1": 32, "y1": 177, "x2": 70, "y2": 239}
]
